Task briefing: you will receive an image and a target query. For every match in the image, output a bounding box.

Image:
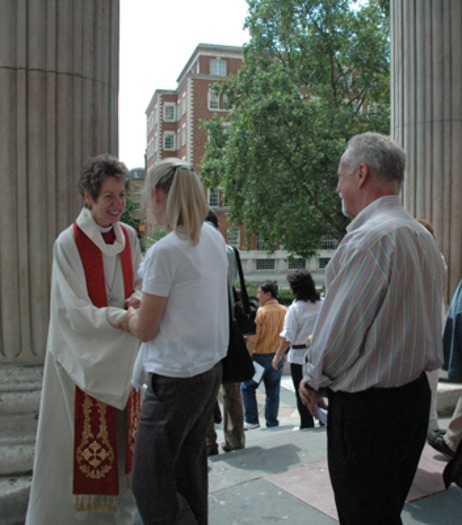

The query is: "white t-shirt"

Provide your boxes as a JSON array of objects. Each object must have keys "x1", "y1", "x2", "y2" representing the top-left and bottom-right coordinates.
[
  {"x1": 280, "y1": 299, "x2": 323, "y2": 365},
  {"x1": 132, "y1": 222, "x2": 229, "y2": 382}
]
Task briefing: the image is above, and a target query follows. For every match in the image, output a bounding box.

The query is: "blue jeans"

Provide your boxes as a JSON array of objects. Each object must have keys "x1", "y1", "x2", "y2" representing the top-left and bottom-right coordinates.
[{"x1": 241, "y1": 353, "x2": 284, "y2": 427}]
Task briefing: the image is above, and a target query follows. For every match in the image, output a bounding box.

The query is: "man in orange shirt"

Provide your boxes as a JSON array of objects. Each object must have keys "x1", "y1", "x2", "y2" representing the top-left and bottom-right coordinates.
[{"x1": 242, "y1": 281, "x2": 287, "y2": 429}]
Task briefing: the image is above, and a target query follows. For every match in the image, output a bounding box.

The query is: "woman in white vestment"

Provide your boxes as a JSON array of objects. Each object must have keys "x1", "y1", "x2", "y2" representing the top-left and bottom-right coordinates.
[
  {"x1": 26, "y1": 154, "x2": 142, "y2": 525},
  {"x1": 117, "y1": 159, "x2": 229, "y2": 525}
]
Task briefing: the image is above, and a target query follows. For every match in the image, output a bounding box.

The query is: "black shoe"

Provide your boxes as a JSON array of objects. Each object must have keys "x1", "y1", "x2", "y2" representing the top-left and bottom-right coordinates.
[
  {"x1": 443, "y1": 440, "x2": 462, "y2": 488},
  {"x1": 207, "y1": 446, "x2": 219, "y2": 456},
  {"x1": 213, "y1": 401, "x2": 222, "y2": 424},
  {"x1": 429, "y1": 434, "x2": 455, "y2": 458},
  {"x1": 222, "y1": 443, "x2": 244, "y2": 453}
]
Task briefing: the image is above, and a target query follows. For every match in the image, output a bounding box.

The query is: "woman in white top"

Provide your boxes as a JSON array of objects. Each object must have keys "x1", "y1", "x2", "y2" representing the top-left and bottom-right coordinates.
[
  {"x1": 272, "y1": 270, "x2": 322, "y2": 429},
  {"x1": 118, "y1": 159, "x2": 229, "y2": 525}
]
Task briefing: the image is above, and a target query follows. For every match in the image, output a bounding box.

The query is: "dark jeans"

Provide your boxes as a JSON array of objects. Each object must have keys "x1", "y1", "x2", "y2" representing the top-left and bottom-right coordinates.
[
  {"x1": 132, "y1": 363, "x2": 222, "y2": 525},
  {"x1": 241, "y1": 353, "x2": 284, "y2": 427},
  {"x1": 327, "y1": 373, "x2": 430, "y2": 525},
  {"x1": 290, "y1": 363, "x2": 314, "y2": 428}
]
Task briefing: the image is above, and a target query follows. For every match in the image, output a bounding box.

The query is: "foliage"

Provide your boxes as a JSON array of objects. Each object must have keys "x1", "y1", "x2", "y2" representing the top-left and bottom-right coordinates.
[
  {"x1": 121, "y1": 194, "x2": 138, "y2": 229},
  {"x1": 145, "y1": 227, "x2": 168, "y2": 249},
  {"x1": 200, "y1": 0, "x2": 390, "y2": 256}
]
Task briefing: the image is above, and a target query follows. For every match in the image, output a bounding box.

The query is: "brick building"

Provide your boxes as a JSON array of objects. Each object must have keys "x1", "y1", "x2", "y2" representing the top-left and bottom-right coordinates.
[
  {"x1": 128, "y1": 167, "x2": 145, "y2": 235},
  {"x1": 144, "y1": 43, "x2": 334, "y2": 287}
]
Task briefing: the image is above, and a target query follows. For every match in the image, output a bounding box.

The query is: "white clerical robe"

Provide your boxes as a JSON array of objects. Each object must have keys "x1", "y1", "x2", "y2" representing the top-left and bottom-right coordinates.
[{"x1": 26, "y1": 208, "x2": 142, "y2": 525}]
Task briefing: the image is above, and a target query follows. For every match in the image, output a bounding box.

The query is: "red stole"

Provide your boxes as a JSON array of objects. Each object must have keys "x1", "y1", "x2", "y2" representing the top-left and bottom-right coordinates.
[{"x1": 72, "y1": 223, "x2": 140, "y2": 509}]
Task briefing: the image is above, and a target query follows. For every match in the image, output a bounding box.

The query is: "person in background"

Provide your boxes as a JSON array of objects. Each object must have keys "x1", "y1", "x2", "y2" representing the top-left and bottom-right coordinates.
[
  {"x1": 416, "y1": 218, "x2": 447, "y2": 442},
  {"x1": 443, "y1": 278, "x2": 462, "y2": 383},
  {"x1": 430, "y1": 276, "x2": 462, "y2": 456},
  {"x1": 117, "y1": 159, "x2": 229, "y2": 525},
  {"x1": 430, "y1": 395, "x2": 462, "y2": 459},
  {"x1": 242, "y1": 281, "x2": 287, "y2": 429},
  {"x1": 26, "y1": 154, "x2": 142, "y2": 525},
  {"x1": 205, "y1": 209, "x2": 246, "y2": 455},
  {"x1": 272, "y1": 269, "x2": 323, "y2": 430},
  {"x1": 300, "y1": 132, "x2": 446, "y2": 525}
]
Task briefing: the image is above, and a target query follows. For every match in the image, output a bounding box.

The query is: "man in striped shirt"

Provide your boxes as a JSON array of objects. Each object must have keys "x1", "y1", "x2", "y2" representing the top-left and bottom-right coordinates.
[{"x1": 300, "y1": 132, "x2": 446, "y2": 525}]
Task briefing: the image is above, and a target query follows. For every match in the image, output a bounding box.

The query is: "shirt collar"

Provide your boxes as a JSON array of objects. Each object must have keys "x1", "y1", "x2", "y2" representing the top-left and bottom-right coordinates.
[
  {"x1": 76, "y1": 207, "x2": 126, "y2": 256},
  {"x1": 346, "y1": 195, "x2": 402, "y2": 233}
]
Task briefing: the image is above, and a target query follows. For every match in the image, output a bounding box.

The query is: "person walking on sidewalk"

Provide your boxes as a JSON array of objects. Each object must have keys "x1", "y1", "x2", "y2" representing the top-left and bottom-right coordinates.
[
  {"x1": 300, "y1": 132, "x2": 446, "y2": 525},
  {"x1": 272, "y1": 269, "x2": 323, "y2": 429},
  {"x1": 205, "y1": 209, "x2": 246, "y2": 455},
  {"x1": 242, "y1": 281, "x2": 287, "y2": 429}
]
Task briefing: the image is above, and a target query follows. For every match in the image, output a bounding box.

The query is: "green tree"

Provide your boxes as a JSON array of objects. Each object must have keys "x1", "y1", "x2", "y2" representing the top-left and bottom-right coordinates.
[
  {"x1": 121, "y1": 194, "x2": 138, "y2": 229},
  {"x1": 200, "y1": 0, "x2": 390, "y2": 256}
]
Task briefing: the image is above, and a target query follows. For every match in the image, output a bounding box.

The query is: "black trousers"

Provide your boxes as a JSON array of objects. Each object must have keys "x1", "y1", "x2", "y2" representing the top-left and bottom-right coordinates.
[
  {"x1": 290, "y1": 363, "x2": 314, "y2": 428},
  {"x1": 327, "y1": 373, "x2": 430, "y2": 525}
]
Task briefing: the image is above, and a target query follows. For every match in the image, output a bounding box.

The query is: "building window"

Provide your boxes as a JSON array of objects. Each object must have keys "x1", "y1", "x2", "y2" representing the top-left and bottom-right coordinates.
[
  {"x1": 208, "y1": 188, "x2": 220, "y2": 207},
  {"x1": 208, "y1": 91, "x2": 220, "y2": 110},
  {"x1": 181, "y1": 93, "x2": 186, "y2": 116},
  {"x1": 227, "y1": 227, "x2": 240, "y2": 248},
  {"x1": 163, "y1": 131, "x2": 175, "y2": 151},
  {"x1": 208, "y1": 91, "x2": 228, "y2": 111},
  {"x1": 319, "y1": 257, "x2": 331, "y2": 269},
  {"x1": 256, "y1": 259, "x2": 275, "y2": 270},
  {"x1": 147, "y1": 139, "x2": 154, "y2": 159},
  {"x1": 181, "y1": 124, "x2": 186, "y2": 147},
  {"x1": 256, "y1": 236, "x2": 266, "y2": 250},
  {"x1": 288, "y1": 258, "x2": 306, "y2": 270},
  {"x1": 320, "y1": 237, "x2": 338, "y2": 249},
  {"x1": 368, "y1": 102, "x2": 379, "y2": 116},
  {"x1": 163, "y1": 103, "x2": 176, "y2": 122},
  {"x1": 210, "y1": 58, "x2": 227, "y2": 76},
  {"x1": 133, "y1": 203, "x2": 141, "y2": 211},
  {"x1": 147, "y1": 112, "x2": 154, "y2": 133}
]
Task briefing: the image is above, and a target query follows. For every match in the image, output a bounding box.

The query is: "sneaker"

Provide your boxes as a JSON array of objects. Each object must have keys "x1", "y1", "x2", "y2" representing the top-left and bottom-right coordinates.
[{"x1": 243, "y1": 422, "x2": 260, "y2": 430}]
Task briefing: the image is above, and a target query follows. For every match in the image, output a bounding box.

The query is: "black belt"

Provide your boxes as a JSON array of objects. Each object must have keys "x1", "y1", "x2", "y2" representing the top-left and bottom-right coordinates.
[{"x1": 291, "y1": 344, "x2": 306, "y2": 350}]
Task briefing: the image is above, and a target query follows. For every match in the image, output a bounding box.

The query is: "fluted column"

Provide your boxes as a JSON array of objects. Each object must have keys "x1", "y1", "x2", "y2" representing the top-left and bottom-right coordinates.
[
  {"x1": 391, "y1": 0, "x2": 462, "y2": 299},
  {"x1": 0, "y1": 0, "x2": 120, "y2": 363}
]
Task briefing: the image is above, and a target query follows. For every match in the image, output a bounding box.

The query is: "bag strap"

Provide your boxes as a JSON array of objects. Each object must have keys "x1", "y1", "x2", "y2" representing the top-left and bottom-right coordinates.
[{"x1": 233, "y1": 247, "x2": 252, "y2": 314}]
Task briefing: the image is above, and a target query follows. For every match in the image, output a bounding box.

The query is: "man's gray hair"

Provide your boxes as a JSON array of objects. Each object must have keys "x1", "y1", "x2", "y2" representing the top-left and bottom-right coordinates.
[{"x1": 344, "y1": 132, "x2": 406, "y2": 189}]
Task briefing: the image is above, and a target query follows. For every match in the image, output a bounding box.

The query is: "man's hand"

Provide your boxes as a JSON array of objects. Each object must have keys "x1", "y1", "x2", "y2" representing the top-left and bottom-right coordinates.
[{"x1": 299, "y1": 377, "x2": 320, "y2": 417}]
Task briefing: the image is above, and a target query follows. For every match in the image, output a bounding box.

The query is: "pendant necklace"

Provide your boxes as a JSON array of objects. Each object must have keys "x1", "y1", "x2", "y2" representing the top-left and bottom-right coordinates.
[{"x1": 105, "y1": 259, "x2": 119, "y2": 306}]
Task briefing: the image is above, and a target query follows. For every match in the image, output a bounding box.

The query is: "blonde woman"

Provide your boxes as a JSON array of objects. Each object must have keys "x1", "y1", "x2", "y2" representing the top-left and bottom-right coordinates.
[{"x1": 117, "y1": 159, "x2": 228, "y2": 525}]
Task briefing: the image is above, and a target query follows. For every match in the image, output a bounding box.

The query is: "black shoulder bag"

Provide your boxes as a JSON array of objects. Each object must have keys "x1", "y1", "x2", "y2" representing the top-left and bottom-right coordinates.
[
  {"x1": 222, "y1": 287, "x2": 255, "y2": 383},
  {"x1": 232, "y1": 247, "x2": 258, "y2": 335}
]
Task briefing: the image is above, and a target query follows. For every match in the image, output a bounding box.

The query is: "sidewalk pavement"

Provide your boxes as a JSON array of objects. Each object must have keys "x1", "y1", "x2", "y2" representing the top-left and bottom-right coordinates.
[{"x1": 206, "y1": 377, "x2": 462, "y2": 525}]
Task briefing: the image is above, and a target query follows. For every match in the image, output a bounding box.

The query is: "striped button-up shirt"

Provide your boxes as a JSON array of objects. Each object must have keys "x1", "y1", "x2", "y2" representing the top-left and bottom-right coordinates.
[
  {"x1": 306, "y1": 196, "x2": 446, "y2": 393},
  {"x1": 249, "y1": 299, "x2": 287, "y2": 355}
]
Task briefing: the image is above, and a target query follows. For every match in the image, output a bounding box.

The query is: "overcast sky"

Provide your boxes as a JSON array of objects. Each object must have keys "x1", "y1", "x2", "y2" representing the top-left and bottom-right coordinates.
[{"x1": 119, "y1": 0, "x2": 250, "y2": 169}]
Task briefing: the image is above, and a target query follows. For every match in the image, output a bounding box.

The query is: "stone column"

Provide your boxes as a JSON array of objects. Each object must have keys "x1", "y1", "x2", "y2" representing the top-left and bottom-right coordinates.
[
  {"x1": 0, "y1": 0, "x2": 120, "y2": 364},
  {"x1": 0, "y1": 2, "x2": 120, "y2": 519},
  {"x1": 391, "y1": 0, "x2": 462, "y2": 299}
]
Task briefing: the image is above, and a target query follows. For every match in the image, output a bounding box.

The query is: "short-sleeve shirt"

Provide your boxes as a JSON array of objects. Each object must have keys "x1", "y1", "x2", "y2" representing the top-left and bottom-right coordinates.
[
  {"x1": 280, "y1": 299, "x2": 323, "y2": 364},
  {"x1": 134, "y1": 222, "x2": 229, "y2": 379}
]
